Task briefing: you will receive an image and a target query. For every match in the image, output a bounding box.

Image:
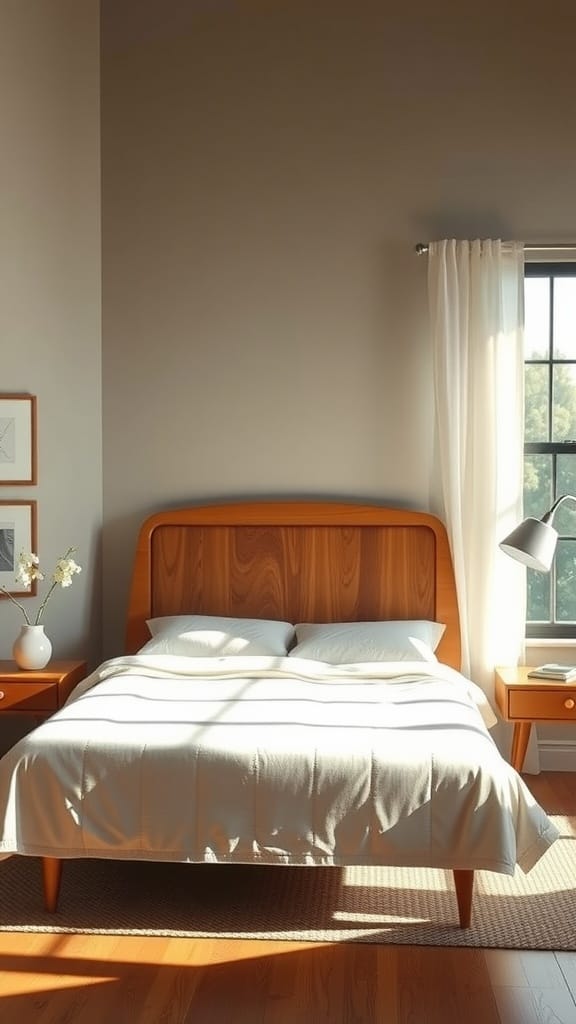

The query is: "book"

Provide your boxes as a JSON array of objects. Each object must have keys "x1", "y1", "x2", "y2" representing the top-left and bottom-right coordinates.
[{"x1": 527, "y1": 663, "x2": 576, "y2": 681}]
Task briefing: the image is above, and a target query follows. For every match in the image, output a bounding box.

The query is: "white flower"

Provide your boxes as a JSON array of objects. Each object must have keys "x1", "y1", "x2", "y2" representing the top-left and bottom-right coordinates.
[
  {"x1": 15, "y1": 552, "x2": 45, "y2": 588},
  {"x1": 53, "y1": 558, "x2": 82, "y2": 588},
  {"x1": 0, "y1": 547, "x2": 82, "y2": 625}
]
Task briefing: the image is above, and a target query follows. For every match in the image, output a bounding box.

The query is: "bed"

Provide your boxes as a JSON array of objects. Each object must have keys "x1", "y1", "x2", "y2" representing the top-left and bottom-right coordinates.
[{"x1": 0, "y1": 500, "x2": 558, "y2": 927}]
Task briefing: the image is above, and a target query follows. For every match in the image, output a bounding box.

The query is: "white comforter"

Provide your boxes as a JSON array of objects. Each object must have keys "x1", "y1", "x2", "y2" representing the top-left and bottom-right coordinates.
[{"x1": 0, "y1": 655, "x2": 558, "y2": 874}]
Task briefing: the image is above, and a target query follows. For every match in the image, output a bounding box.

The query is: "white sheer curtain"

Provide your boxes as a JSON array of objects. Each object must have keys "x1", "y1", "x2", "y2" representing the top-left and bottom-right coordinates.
[{"x1": 428, "y1": 239, "x2": 534, "y2": 761}]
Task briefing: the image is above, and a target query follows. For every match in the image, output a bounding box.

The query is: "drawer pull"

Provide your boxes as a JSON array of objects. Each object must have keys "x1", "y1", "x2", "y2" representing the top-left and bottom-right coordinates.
[
  {"x1": 0, "y1": 691, "x2": 4, "y2": 700},
  {"x1": 564, "y1": 698, "x2": 575, "y2": 710}
]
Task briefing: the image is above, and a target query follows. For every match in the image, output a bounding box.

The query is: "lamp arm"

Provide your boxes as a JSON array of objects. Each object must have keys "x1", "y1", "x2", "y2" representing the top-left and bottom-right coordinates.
[{"x1": 541, "y1": 493, "x2": 576, "y2": 525}]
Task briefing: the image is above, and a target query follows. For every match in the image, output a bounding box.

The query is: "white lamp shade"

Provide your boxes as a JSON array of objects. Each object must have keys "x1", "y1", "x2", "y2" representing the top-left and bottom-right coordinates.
[{"x1": 499, "y1": 516, "x2": 558, "y2": 572}]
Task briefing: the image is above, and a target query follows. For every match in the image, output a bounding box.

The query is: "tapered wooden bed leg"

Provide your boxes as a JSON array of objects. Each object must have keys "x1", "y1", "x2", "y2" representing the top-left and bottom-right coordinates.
[
  {"x1": 42, "y1": 857, "x2": 63, "y2": 913},
  {"x1": 453, "y1": 869, "x2": 474, "y2": 928}
]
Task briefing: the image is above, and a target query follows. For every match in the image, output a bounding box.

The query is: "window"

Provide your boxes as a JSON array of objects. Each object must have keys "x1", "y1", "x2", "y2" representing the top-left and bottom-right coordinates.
[{"x1": 524, "y1": 263, "x2": 576, "y2": 637}]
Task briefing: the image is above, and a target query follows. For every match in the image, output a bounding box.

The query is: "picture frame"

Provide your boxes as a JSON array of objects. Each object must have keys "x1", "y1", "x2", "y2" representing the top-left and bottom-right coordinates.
[
  {"x1": 0, "y1": 394, "x2": 37, "y2": 485},
  {"x1": 0, "y1": 501, "x2": 38, "y2": 596}
]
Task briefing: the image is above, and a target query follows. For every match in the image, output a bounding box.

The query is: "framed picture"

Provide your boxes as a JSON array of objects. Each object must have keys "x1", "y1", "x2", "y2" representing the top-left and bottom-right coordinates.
[
  {"x1": 0, "y1": 394, "x2": 37, "y2": 485},
  {"x1": 0, "y1": 501, "x2": 37, "y2": 596}
]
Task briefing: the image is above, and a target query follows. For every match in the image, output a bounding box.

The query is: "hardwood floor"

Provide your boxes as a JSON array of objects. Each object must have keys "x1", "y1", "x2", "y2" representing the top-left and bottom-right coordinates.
[{"x1": 0, "y1": 772, "x2": 574, "y2": 1023}]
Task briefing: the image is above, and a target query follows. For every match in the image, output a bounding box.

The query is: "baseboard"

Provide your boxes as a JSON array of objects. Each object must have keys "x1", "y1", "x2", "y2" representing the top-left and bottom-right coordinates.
[{"x1": 538, "y1": 739, "x2": 576, "y2": 771}]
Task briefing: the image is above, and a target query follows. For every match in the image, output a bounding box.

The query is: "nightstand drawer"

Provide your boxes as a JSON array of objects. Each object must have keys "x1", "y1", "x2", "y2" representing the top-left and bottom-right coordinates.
[
  {"x1": 509, "y1": 689, "x2": 576, "y2": 720},
  {"x1": 0, "y1": 681, "x2": 58, "y2": 712}
]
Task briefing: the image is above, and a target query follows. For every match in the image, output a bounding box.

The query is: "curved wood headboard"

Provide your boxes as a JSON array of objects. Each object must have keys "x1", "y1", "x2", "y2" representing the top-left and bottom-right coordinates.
[{"x1": 125, "y1": 501, "x2": 461, "y2": 669}]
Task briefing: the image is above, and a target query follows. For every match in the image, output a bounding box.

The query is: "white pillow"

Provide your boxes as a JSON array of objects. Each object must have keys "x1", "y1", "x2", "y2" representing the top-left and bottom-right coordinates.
[
  {"x1": 289, "y1": 620, "x2": 446, "y2": 663},
  {"x1": 141, "y1": 615, "x2": 295, "y2": 657}
]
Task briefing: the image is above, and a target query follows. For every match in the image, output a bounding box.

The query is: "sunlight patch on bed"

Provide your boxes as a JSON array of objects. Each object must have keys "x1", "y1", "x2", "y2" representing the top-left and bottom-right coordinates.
[{"x1": 64, "y1": 798, "x2": 80, "y2": 825}]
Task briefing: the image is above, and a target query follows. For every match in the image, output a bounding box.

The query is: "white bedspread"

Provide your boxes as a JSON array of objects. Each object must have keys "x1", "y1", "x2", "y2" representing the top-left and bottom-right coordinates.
[{"x1": 0, "y1": 655, "x2": 558, "y2": 874}]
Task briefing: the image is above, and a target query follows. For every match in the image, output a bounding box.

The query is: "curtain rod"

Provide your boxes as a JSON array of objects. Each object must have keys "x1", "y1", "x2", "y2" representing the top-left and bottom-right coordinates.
[{"x1": 415, "y1": 242, "x2": 576, "y2": 255}]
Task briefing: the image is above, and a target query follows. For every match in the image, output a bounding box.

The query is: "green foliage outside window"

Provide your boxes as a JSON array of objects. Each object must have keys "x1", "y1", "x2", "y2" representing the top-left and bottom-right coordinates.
[{"x1": 524, "y1": 270, "x2": 576, "y2": 632}]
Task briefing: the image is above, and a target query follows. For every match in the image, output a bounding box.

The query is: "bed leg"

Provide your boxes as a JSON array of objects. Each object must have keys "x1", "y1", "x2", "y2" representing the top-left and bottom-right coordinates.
[
  {"x1": 453, "y1": 869, "x2": 474, "y2": 928},
  {"x1": 42, "y1": 857, "x2": 63, "y2": 913}
]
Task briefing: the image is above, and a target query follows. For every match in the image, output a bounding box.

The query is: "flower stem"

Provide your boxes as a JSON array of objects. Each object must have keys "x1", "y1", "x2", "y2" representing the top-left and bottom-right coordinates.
[
  {"x1": 0, "y1": 587, "x2": 31, "y2": 625},
  {"x1": 1, "y1": 546, "x2": 79, "y2": 626},
  {"x1": 33, "y1": 581, "x2": 58, "y2": 625},
  {"x1": 32, "y1": 547, "x2": 77, "y2": 625}
]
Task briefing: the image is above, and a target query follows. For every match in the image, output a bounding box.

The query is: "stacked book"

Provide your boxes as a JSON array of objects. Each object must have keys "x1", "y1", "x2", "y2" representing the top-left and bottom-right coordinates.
[{"x1": 527, "y1": 663, "x2": 576, "y2": 681}]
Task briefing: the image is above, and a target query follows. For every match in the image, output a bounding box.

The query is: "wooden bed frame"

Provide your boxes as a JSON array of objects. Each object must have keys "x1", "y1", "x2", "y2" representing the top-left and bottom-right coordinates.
[
  {"x1": 125, "y1": 500, "x2": 461, "y2": 666},
  {"x1": 42, "y1": 500, "x2": 475, "y2": 926}
]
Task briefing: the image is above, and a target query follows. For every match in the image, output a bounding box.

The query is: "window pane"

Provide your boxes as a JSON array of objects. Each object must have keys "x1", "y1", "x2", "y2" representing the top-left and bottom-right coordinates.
[
  {"x1": 555, "y1": 539, "x2": 576, "y2": 621},
  {"x1": 553, "y1": 278, "x2": 576, "y2": 359},
  {"x1": 527, "y1": 567, "x2": 550, "y2": 622},
  {"x1": 552, "y1": 364, "x2": 576, "y2": 441},
  {"x1": 523, "y1": 265, "x2": 576, "y2": 634},
  {"x1": 524, "y1": 276, "x2": 550, "y2": 359},
  {"x1": 525, "y1": 364, "x2": 549, "y2": 441},
  {"x1": 524, "y1": 454, "x2": 552, "y2": 518},
  {"x1": 555, "y1": 456, "x2": 576, "y2": 534}
]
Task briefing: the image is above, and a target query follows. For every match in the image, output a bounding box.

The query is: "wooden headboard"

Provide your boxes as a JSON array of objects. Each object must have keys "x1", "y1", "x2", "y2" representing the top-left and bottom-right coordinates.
[{"x1": 126, "y1": 501, "x2": 461, "y2": 669}]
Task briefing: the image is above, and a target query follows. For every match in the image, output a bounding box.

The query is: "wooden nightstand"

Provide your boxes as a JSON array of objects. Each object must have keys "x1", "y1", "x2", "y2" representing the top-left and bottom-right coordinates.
[
  {"x1": 0, "y1": 660, "x2": 88, "y2": 721},
  {"x1": 495, "y1": 665, "x2": 576, "y2": 772}
]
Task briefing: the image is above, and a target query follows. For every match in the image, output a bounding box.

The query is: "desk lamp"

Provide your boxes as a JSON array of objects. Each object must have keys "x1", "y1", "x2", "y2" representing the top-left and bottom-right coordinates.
[{"x1": 499, "y1": 494, "x2": 576, "y2": 570}]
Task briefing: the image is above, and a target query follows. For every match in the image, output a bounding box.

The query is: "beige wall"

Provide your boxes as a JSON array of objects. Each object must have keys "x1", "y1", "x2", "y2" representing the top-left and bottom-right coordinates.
[
  {"x1": 0, "y1": 1, "x2": 101, "y2": 747},
  {"x1": 100, "y1": 1, "x2": 439, "y2": 653},
  {"x1": 3, "y1": 3, "x2": 576, "y2": 761},
  {"x1": 100, "y1": 0, "x2": 576, "y2": 665}
]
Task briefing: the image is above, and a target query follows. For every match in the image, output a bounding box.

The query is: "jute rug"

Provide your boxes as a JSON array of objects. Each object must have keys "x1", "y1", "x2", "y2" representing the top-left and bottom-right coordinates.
[{"x1": 1, "y1": 816, "x2": 574, "y2": 949}]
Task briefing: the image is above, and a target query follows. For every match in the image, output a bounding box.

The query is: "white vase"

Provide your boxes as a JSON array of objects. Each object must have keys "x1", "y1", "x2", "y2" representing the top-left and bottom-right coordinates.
[{"x1": 13, "y1": 624, "x2": 53, "y2": 671}]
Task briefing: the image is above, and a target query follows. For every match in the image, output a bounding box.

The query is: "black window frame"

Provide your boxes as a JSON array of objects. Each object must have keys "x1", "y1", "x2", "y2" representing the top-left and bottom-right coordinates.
[{"x1": 524, "y1": 261, "x2": 576, "y2": 639}]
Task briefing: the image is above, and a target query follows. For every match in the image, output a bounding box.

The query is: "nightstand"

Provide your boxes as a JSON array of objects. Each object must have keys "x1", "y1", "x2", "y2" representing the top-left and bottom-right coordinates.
[
  {"x1": 0, "y1": 660, "x2": 88, "y2": 721},
  {"x1": 495, "y1": 665, "x2": 576, "y2": 772}
]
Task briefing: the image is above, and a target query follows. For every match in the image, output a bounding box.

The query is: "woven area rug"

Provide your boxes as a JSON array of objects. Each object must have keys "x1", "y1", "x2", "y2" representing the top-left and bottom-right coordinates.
[{"x1": 1, "y1": 816, "x2": 574, "y2": 949}]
